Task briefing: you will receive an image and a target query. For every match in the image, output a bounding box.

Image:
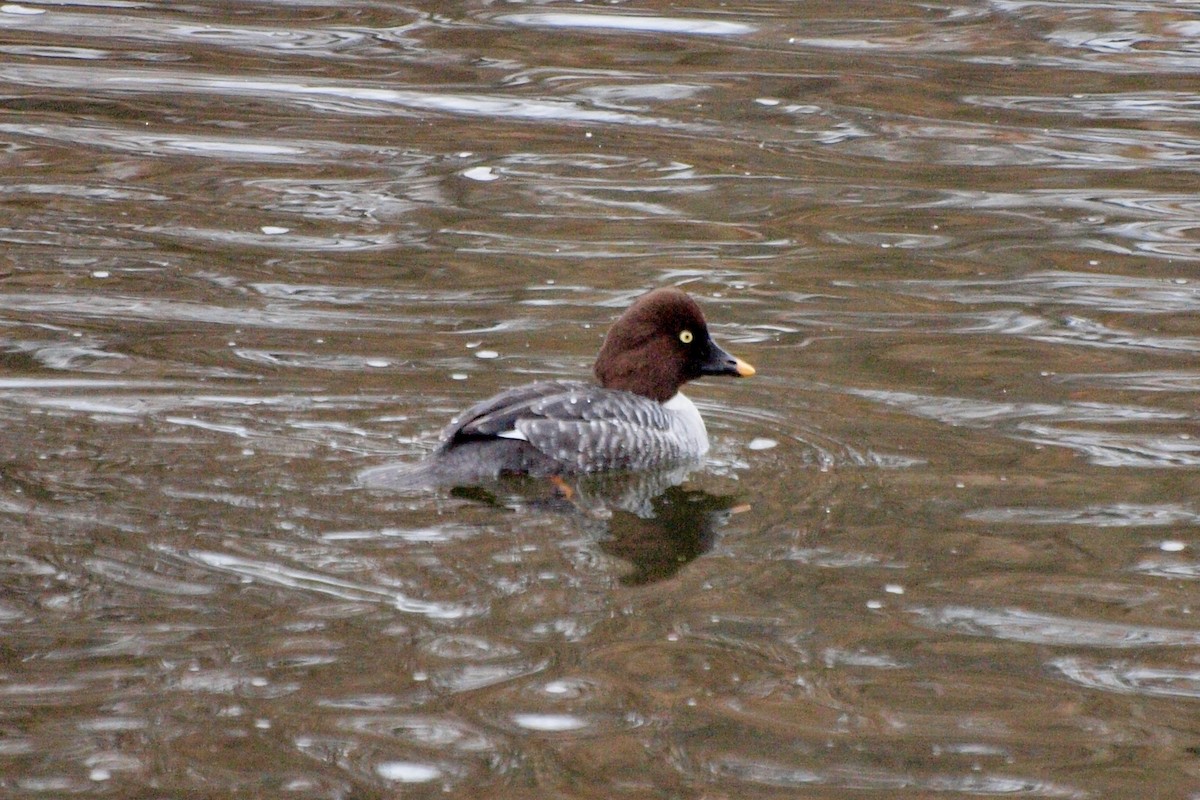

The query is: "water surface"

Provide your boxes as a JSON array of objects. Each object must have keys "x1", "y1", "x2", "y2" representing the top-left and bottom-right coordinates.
[{"x1": 2, "y1": 0, "x2": 1199, "y2": 796}]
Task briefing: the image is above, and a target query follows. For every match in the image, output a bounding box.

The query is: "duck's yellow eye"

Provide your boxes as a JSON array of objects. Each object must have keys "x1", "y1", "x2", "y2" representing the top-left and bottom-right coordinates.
[{"x1": 679, "y1": 330, "x2": 693, "y2": 344}]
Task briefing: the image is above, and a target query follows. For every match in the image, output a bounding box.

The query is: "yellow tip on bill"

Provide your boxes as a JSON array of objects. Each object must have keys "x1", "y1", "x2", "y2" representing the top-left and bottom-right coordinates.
[{"x1": 734, "y1": 358, "x2": 756, "y2": 377}]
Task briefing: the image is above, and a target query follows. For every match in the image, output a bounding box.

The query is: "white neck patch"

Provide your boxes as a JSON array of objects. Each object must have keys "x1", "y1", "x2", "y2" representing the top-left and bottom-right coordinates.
[{"x1": 663, "y1": 392, "x2": 709, "y2": 455}]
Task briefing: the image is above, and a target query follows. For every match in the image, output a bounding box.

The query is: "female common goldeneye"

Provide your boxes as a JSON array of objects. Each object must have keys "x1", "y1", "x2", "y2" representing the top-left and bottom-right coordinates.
[{"x1": 392, "y1": 288, "x2": 754, "y2": 486}]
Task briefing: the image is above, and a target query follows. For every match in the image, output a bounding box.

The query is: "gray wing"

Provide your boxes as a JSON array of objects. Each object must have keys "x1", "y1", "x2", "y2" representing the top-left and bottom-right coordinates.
[
  {"x1": 437, "y1": 380, "x2": 589, "y2": 445},
  {"x1": 514, "y1": 390, "x2": 693, "y2": 473},
  {"x1": 439, "y1": 382, "x2": 693, "y2": 472},
  {"x1": 516, "y1": 416, "x2": 694, "y2": 472}
]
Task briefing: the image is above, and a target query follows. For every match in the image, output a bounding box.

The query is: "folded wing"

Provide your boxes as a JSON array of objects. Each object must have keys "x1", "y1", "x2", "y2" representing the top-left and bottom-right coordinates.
[{"x1": 438, "y1": 380, "x2": 692, "y2": 472}]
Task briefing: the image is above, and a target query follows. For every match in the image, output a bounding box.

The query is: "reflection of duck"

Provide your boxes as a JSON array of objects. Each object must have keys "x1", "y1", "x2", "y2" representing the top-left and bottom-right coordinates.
[
  {"x1": 598, "y1": 484, "x2": 749, "y2": 586},
  {"x1": 446, "y1": 467, "x2": 749, "y2": 587},
  {"x1": 362, "y1": 288, "x2": 753, "y2": 490}
]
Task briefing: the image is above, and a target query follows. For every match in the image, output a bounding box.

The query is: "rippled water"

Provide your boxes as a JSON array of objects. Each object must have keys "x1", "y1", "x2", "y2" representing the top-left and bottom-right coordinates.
[{"x1": 2, "y1": 0, "x2": 1199, "y2": 796}]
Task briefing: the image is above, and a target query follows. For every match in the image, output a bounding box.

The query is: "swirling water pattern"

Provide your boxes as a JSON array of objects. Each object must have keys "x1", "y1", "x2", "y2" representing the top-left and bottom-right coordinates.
[{"x1": 1, "y1": 0, "x2": 1198, "y2": 797}]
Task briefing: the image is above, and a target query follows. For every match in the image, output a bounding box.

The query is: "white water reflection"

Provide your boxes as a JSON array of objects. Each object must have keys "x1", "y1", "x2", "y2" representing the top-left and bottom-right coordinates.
[
  {"x1": 159, "y1": 548, "x2": 479, "y2": 619},
  {"x1": 0, "y1": 7, "x2": 380, "y2": 55},
  {"x1": 497, "y1": 13, "x2": 755, "y2": 37},
  {"x1": 966, "y1": 503, "x2": 1200, "y2": 527},
  {"x1": 1054, "y1": 371, "x2": 1200, "y2": 392},
  {"x1": 0, "y1": 122, "x2": 349, "y2": 163},
  {"x1": 1131, "y1": 559, "x2": 1200, "y2": 580},
  {"x1": 0, "y1": 63, "x2": 702, "y2": 128},
  {"x1": 838, "y1": 117, "x2": 1200, "y2": 170},
  {"x1": 1019, "y1": 425, "x2": 1200, "y2": 468},
  {"x1": 712, "y1": 757, "x2": 1085, "y2": 797},
  {"x1": 813, "y1": 306, "x2": 1200, "y2": 356},
  {"x1": 911, "y1": 606, "x2": 1200, "y2": 648},
  {"x1": 874, "y1": 271, "x2": 1200, "y2": 314},
  {"x1": 0, "y1": 292, "x2": 424, "y2": 329},
  {"x1": 855, "y1": 385, "x2": 1200, "y2": 466},
  {"x1": 847, "y1": 388, "x2": 1187, "y2": 426},
  {"x1": 1052, "y1": 658, "x2": 1200, "y2": 700},
  {"x1": 965, "y1": 91, "x2": 1200, "y2": 122},
  {"x1": 376, "y1": 761, "x2": 443, "y2": 783},
  {"x1": 511, "y1": 713, "x2": 589, "y2": 732}
]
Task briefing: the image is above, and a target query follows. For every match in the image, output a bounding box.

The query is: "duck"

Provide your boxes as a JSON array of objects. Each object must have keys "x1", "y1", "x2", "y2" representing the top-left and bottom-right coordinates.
[{"x1": 384, "y1": 288, "x2": 754, "y2": 487}]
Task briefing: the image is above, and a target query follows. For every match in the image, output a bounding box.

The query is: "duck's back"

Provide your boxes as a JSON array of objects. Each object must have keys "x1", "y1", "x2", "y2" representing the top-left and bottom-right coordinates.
[{"x1": 436, "y1": 380, "x2": 708, "y2": 476}]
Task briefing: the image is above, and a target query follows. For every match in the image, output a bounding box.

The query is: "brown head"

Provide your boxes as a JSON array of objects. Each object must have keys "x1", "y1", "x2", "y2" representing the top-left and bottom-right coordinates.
[{"x1": 593, "y1": 288, "x2": 755, "y2": 403}]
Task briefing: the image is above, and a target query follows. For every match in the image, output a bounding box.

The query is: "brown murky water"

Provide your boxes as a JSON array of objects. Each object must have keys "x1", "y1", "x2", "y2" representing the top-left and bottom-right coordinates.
[{"x1": 3, "y1": 0, "x2": 1200, "y2": 796}]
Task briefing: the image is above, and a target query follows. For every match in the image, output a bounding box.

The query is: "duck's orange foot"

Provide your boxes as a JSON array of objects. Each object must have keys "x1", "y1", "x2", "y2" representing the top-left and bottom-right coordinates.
[{"x1": 548, "y1": 474, "x2": 575, "y2": 501}]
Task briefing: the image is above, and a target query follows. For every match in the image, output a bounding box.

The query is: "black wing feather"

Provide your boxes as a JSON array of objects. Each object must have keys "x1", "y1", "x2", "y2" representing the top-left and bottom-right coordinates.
[{"x1": 438, "y1": 381, "x2": 591, "y2": 444}]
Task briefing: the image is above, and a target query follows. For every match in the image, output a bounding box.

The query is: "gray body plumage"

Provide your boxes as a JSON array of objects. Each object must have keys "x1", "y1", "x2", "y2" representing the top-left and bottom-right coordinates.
[{"x1": 434, "y1": 380, "x2": 708, "y2": 476}]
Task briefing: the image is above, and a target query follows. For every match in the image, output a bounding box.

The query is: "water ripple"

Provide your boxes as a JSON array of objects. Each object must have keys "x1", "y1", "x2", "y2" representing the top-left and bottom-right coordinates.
[
  {"x1": 847, "y1": 388, "x2": 1200, "y2": 467},
  {"x1": 965, "y1": 91, "x2": 1200, "y2": 123},
  {"x1": 496, "y1": 13, "x2": 756, "y2": 37},
  {"x1": 1, "y1": 0, "x2": 1196, "y2": 795},
  {"x1": 1030, "y1": 316, "x2": 1200, "y2": 355},
  {"x1": 839, "y1": 117, "x2": 1200, "y2": 170},
  {"x1": 83, "y1": 556, "x2": 214, "y2": 596},
  {"x1": 0, "y1": 181, "x2": 167, "y2": 202},
  {"x1": 0, "y1": 63, "x2": 701, "y2": 129},
  {"x1": 0, "y1": 291, "x2": 424, "y2": 330},
  {"x1": 804, "y1": 310, "x2": 1200, "y2": 357},
  {"x1": 965, "y1": 503, "x2": 1200, "y2": 527},
  {"x1": 0, "y1": 8, "x2": 387, "y2": 57},
  {"x1": 847, "y1": 388, "x2": 1187, "y2": 427},
  {"x1": 1054, "y1": 372, "x2": 1200, "y2": 392},
  {"x1": 712, "y1": 756, "x2": 1085, "y2": 797},
  {"x1": 337, "y1": 714, "x2": 495, "y2": 750},
  {"x1": 910, "y1": 606, "x2": 1200, "y2": 648},
  {"x1": 1130, "y1": 558, "x2": 1200, "y2": 581},
  {"x1": 930, "y1": 189, "x2": 1200, "y2": 220},
  {"x1": 870, "y1": 271, "x2": 1200, "y2": 314},
  {"x1": 1052, "y1": 657, "x2": 1200, "y2": 700},
  {"x1": 156, "y1": 547, "x2": 479, "y2": 620},
  {"x1": 0, "y1": 122, "x2": 352, "y2": 164},
  {"x1": 1017, "y1": 424, "x2": 1200, "y2": 468}
]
